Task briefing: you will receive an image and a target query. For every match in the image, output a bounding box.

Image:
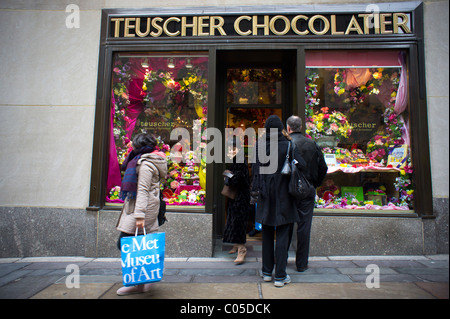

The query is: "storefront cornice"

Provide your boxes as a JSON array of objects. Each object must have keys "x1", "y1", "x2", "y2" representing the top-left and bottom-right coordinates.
[{"x1": 101, "y1": 2, "x2": 422, "y2": 42}]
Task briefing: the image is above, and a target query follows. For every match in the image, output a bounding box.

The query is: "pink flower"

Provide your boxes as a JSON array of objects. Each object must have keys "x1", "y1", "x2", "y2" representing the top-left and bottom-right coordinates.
[{"x1": 330, "y1": 123, "x2": 339, "y2": 132}]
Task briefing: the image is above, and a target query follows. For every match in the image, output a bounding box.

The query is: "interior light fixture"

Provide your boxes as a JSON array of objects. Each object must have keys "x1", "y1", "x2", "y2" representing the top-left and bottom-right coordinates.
[
  {"x1": 167, "y1": 58, "x2": 175, "y2": 68},
  {"x1": 141, "y1": 58, "x2": 149, "y2": 68},
  {"x1": 185, "y1": 58, "x2": 193, "y2": 69}
]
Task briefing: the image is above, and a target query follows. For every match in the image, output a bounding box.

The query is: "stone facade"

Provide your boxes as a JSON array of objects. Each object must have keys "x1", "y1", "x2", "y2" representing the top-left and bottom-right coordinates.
[{"x1": 0, "y1": 0, "x2": 448, "y2": 257}]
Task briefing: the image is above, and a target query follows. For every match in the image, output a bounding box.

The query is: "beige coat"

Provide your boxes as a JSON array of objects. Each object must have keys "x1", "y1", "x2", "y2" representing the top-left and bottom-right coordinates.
[{"x1": 116, "y1": 152, "x2": 168, "y2": 235}]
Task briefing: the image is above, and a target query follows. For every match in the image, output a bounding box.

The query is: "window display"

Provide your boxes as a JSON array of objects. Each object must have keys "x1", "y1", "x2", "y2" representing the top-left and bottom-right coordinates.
[
  {"x1": 227, "y1": 68, "x2": 282, "y2": 105},
  {"x1": 305, "y1": 50, "x2": 414, "y2": 211},
  {"x1": 107, "y1": 52, "x2": 208, "y2": 208}
]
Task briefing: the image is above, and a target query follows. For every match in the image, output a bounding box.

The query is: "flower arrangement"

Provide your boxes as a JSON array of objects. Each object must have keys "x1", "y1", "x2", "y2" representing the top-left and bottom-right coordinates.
[
  {"x1": 305, "y1": 107, "x2": 352, "y2": 141},
  {"x1": 383, "y1": 107, "x2": 405, "y2": 146},
  {"x1": 227, "y1": 68, "x2": 282, "y2": 104},
  {"x1": 108, "y1": 186, "x2": 121, "y2": 201},
  {"x1": 393, "y1": 163, "x2": 414, "y2": 208},
  {"x1": 366, "y1": 134, "x2": 390, "y2": 162}
]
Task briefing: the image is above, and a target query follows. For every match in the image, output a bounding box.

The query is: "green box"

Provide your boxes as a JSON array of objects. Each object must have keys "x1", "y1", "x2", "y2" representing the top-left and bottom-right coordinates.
[{"x1": 341, "y1": 186, "x2": 364, "y2": 202}]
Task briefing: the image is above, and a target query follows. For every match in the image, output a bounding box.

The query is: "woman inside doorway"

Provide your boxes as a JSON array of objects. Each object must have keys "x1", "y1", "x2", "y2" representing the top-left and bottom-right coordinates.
[{"x1": 222, "y1": 137, "x2": 251, "y2": 265}]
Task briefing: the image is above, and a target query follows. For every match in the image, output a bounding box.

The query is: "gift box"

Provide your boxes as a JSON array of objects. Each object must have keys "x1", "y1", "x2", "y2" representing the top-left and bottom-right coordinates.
[{"x1": 341, "y1": 186, "x2": 364, "y2": 202}]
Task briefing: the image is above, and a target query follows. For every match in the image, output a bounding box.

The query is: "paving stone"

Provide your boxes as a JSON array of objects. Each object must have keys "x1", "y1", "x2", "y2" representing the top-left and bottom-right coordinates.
[
  {"x1": 337, "y1": 267, "x2": 398, "y2": 275},
  {"x1": 0, "y1": 263, "x2": 30, "y2": 277},
  {"x1": 352, "y1": 260, "x2": 426, "y2": 268},
  {"x1": 260, "y1": 282, "x2": 435, "y2": 299},
  {"x1": 307, "y1": 260, "x2": 358, "y2": 268},
  {"x1": 416, "y1": 260, "x2": 449, "y2": 268},
  {"x1": 0, "y1": 275, "x2": 62, "y2": 299},
  {"x1": 101, "y1": 283, "x2": 261, "y2": 299},
  {"x1": 348, "y1": 274, "x2": 420, "y2": 283},
  {"x1": 192, "y1": 275, "x2": 261, "y2": 283},
  {"x1": 178, "y1": 268, "x2": 256, "y2": 277},
  {"x1": 31, "y1": 283, "x2": 115, "y2": 299},
  {"x1": 415, "y1": 282, "x2": 449, "y2": 299},
  {"x1": 395, "y1": 267, "x2": 449, "y2": 275},
  {"x1": 289, "y1": 274, "x2": 353, "y2": 283}
]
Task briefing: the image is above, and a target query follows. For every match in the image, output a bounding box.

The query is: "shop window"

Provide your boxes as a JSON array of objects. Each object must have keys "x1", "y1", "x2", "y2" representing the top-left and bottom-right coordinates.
[
  {"x1": 305, "y1": 50, "x2": 414, "y2": 211},
  {"x1": 107, "y1": 52, "x2": 208, "y2": 208}
]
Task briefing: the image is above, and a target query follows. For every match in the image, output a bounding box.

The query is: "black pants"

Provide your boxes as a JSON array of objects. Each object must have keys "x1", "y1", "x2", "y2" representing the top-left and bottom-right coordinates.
[
  {"x1": 261, "y1": 223, "x2": 294, "y2": 280},
  {"x1": 294, "y1": 197, "x2": 315, "y2": 269}
]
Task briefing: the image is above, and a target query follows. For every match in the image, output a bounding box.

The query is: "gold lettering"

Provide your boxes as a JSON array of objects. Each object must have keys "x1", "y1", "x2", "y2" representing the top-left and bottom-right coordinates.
[
  {"x1": 380, "y1": 13, "x2": 392, "y2": 34},
  {"x1": 210, "y1": 16, "x2": 226, "y2": 36},
  {"x1": 309, "y1": 15, "x2": 330, "y2": 35},
  {"x1": 374, "y1": 14, "x2": 380, "y2": 34},
  {"x1": 393, "y1": 13, "x2": 411, "y2": 34},
  {"x1": 151, "y1": 17, "x2": 163, "y2": 37},
  {"x1": 111, "y1": 18, "x2": 124, "y2": 37},
  {"x1": 291, "y1": 15, "x2": 309, "y2": 35},
  {"x1": 252, "y1": 15, "x2": 269, "y2": 36},
  {"x1": 234, "y1": 16, "x2": 252, "y2": 36},
  {"x1": 198, "y1": 16, "x2": 209, "y2": 36},
  {"x1": 358, "y1": 14, "x2": 372, "y2": 34},
  {"x1": 181, "y1": 16, "x2": 198, "y2": 36},
  {"x1": 135, "y1": 17, "x2": 151, "y2": 37},
  {"x1": 331, "y1": 15, "x2": 344, "y2": 35},
  {"x1": 345, "y1": 15, "x2": 363, "y2": 34},
  {"x1": 269, "y1": 15, "x2": 290, "y2": 36},
  {"x1": 164, "y1": 17, "x2": 181, "y2": 37},
  {"x1": 124, "y1": 18, "x2": 136, "y2": 37}
]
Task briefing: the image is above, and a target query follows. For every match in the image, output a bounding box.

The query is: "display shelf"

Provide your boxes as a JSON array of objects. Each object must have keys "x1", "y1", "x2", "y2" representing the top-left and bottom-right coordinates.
[{"x1": 327, "y1": 165, "x2": 401, "y2": 174}]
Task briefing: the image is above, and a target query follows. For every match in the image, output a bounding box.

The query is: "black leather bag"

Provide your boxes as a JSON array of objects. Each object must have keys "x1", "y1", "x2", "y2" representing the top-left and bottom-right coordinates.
[{"x1": 288, "y1": 142, "x2": 315, "y2": 200}]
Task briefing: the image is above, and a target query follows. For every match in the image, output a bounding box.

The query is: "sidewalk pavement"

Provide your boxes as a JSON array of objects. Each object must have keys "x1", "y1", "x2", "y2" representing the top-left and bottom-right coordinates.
[{"x1": 0, "y1": 248, "x2": 448, "y2": 299}]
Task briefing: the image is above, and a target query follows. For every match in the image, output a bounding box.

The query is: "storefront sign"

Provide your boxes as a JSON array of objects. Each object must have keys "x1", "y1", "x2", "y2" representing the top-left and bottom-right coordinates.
[{"x1": 110, "y1": 13, "x2": 411, "y2": 38}]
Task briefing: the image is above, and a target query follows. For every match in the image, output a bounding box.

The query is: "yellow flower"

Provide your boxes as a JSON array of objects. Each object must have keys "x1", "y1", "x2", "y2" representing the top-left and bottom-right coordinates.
[
  {"x1": 142, "y1": 84, "x2": 147, "y2": 91},
  {"x1": 338, "y1": 88, "x2": 345, "y2": 96},
  {"x1": 407, "y1": 190, "x2": 414, "y2": 195},
  {"x1": 391, "y1": 91, "x2": 397, "y2": 97},
  {"x1": 400, "y1": 170, "x2": 406, "y2": 175},
  {"x1": 373, "y1": 72, "x2": 382, "y2": 79}
]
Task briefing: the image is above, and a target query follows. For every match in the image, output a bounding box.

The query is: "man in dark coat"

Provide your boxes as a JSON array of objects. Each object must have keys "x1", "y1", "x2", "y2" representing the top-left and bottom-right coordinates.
[
  {"x1": 253, "y1": 115, "x2": 306, "y2": 287},
  {"x1": 286, "y1": 115, "x2": 328, "y2": 272}
]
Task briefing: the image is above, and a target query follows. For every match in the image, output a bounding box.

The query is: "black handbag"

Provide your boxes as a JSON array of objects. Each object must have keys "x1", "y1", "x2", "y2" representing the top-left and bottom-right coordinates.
[
  {"x1": 288, "y1": 142, "x2": 315, "y2": 199},
  {"x1": 158, "y1": 190, "x2": 167, "y2": 226}
]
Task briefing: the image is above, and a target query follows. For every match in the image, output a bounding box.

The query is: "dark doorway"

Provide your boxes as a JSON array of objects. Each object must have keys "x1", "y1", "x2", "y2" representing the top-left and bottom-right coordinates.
[{"x1": 213, "y1": 49, "x2": 297, "y2": 238}]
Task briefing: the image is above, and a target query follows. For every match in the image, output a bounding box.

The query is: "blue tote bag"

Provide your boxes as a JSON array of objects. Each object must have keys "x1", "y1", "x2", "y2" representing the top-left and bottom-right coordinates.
[{"x1": 120, "y1": 229, "x2": 165, "y2": 287}]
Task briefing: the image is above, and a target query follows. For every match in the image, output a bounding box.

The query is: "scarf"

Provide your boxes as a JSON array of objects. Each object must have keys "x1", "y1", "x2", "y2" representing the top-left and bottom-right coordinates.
[{"x1": 120, "y1": 145, "x2": 155, "y2": 200}]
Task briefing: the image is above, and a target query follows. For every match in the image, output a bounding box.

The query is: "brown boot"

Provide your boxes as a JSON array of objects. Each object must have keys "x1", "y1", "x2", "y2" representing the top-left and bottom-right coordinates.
[
  {"x1": 228, "y1": 244, "x2": 238, "y2": 254},
  {"x1": 234, "y1": 245, "x2": 247, "y2": 265}
]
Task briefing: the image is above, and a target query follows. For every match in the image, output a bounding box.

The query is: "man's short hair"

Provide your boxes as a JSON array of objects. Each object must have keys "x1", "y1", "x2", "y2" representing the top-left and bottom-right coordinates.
[{"x1": 286, "y1": 115, "x2": 302, "y2": 132}]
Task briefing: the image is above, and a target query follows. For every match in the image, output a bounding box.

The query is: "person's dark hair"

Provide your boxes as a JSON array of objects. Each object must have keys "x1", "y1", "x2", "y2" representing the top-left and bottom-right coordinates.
[
  {"x1": 132, "y1": 133, "x2": 157, "y2": 150},
  {"x1": 286, "y1": 115, "x2": 302, "y2": 132}
]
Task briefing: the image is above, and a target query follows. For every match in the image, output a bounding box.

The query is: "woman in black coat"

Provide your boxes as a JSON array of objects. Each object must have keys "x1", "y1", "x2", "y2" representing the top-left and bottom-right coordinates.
[
  {"x1": 253, "y1": 115, "x2": 306, "y2": 287},
  {"x1": 222, "y1": 139, "x2": 251, "y2": 264}
]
